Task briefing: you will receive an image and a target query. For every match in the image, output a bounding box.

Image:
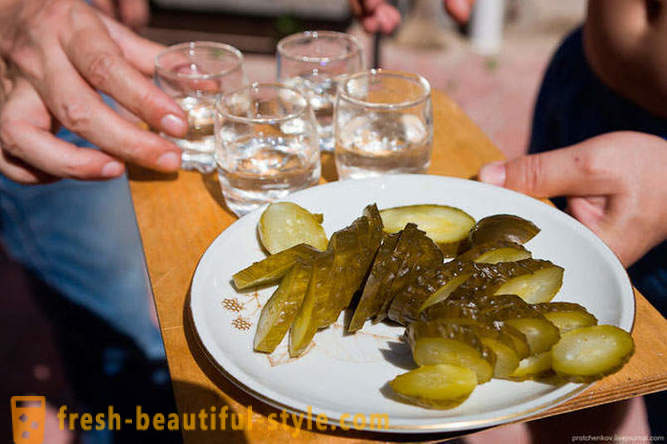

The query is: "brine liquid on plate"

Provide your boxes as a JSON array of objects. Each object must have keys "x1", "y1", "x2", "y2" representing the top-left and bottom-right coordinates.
[
  {"x1": 283, "y1": 74, "x2": 337, "y2": 152},
  {"x1": 163, "y1": 95, "x2": 217, "y2": 173},
  {"x1": 217, "y1": 134, "x2": 320, "y2": 216},
  {"x1": 335, "y1": 113, "x2": 433, "y2": 179}
]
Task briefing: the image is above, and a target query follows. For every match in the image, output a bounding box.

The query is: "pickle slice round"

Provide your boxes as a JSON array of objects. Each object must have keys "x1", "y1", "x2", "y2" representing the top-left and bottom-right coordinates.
[
  {"x1": 508, "y1": 351, "x2": 553, "y2": 381},
  {"x1": 259, "y1": 202, "x2": 328, "y2": 254},
  {"x1": 532, "y1": 302, "x2": 598, "y2": 333},
  {"x1": 456, "y1": 241, "x2": 532, "y2": 264},
  {"x1": 389, "y1": 364, "x2": 478, "y2": 409},
  {"x1": 408, "y1": 321, "x2": 496, "y2": 383},
  {"x1": 468, "y1": 214, "x2": 540, "y2": 246},
  {"x1": 552, "y1": 325, "x2": 634, "y2": 382},
  {"x1": 380, "y1": 204, "x2": 475, "y2": 257}
]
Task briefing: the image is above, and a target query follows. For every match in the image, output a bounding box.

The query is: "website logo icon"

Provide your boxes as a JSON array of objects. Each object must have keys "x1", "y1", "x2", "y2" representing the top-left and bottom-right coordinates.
[{"x1": 11, "y1": 396, "x2": 45, "y2": 444}]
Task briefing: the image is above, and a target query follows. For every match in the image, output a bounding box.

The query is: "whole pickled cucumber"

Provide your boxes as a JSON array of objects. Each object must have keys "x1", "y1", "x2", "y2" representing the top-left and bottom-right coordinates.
[
  {"x1": 468, "y1": 214, "x2": 540, "y2": 246},
  {"x1": 232, "y1": 243, "x2": 320, "y2": 290}
]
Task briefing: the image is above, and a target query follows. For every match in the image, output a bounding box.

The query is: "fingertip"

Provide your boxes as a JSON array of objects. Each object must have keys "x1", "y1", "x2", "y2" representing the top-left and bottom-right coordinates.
[
  {"x1": 362, "y1": 17, "x2": 379, "y2": 33},
  {"x1": 101, "y1": 160, "x2": 125, "y2": 178},
  {"x1": 156, "y1": 151, "x2": 181, "y2": 172},
  {"x1": 479, "y1": 161, "x2": 506, "y2": 187},
  {"x1": 160, "y1": 113, "x2": 188, "y2": 138}
]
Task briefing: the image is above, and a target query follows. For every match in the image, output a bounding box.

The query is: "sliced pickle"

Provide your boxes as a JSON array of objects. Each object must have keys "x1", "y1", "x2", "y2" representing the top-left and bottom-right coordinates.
[
  {"x1": 374, "y1": 224, "x2": 422, "y2": 323},
  {"x1": 385, "y1": 265, "x2": 451, "y2": 325},
  {"x1": 347, "y1": 232, "x2": 401, "y2": 332},
  {"x1": 364, "y1": 203, "x2": 385, "y2": 252},
  {"x1": 289, "y1": 251, "x2": 335, "y2": 357},
  {"x1": 380, "y1": 204, "x2": 475, "y2": 257},
  {"x1": 551, "y1": 325, "x2": 634, "y2": 382},
  {"x1": 232, "y1": 244, "x2": 320, "y2": 290},
  {"x1": 319, "y1": 220, "x2": 364, "y2": 327},
  {"x1": 258, "y1": 202, "x2": 328, "y2": 254},
  {"x1": 408, "y1": 321, "x2": 496, "y2": 383},
  {"x1": 456, "y1": 241, "x2": 531, "y2": 264},
  {"x1": 480, "y1": 295, "x2": 560, "y2": 355},
  {"x1": 254, "y1": 261, "x2": 312, "y2": 353},
  {"x1": 532, "y1": 302, "x2": 598, "y2": 333},
  {"x1": 389, "y1": 364, "x2": 478, "y2": 409},
  {"x1": 493, "y1": 263, "x2": 564, "y2": 304},
  {"x1": 468, "y1": 214, "x2": 540, "y2": 246},
  {"x1": 419, "y1": 273, "x2": 473, "y2": 313},
  {"x1": 508, "y1": 351, "x2": 553, "y2": 380},
  {"x1": 384, "y1": 231, "x2": 444, "y2": 323}
]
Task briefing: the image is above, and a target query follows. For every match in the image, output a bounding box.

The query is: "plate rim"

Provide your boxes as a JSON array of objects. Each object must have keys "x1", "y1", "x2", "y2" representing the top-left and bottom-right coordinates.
[{"x1": 189, "y1": 174, "x2": 636, "y2": 433}]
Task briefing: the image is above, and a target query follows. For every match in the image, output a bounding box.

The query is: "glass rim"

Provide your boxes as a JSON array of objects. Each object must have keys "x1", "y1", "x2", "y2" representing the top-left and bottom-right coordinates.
[
  {"x1": 337, "y1": 69, "x2": 432, "y2": 110},
  {"x1": 216, "y1": 82, "x2": 310, "y2": 124},
  {"x1": 276, "y1": 30, "x2": 363, "y2": 64},
  {"x1": 155, "y1": 41, "x2": 244, "y2": 80}
]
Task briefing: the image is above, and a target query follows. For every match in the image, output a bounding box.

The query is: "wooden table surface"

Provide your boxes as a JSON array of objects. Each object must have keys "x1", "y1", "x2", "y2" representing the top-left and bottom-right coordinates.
[{"x1": 128, "y1": 91, "x2": 667, "y2": 443}]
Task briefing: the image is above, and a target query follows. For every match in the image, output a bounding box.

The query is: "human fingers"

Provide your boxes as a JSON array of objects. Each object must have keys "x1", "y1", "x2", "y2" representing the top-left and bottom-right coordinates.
[
  {"x1": 118, "y1": 0, "x2": 150, "y2": 29},
  {"x1": 443, "y1": 0, "x2": 475, "y2": 24},
  {"x1": 62, "y1": 12, "x2": 187, "y2": 137},
  {"x1": 478, "y1": 138, "x2": 623, "y2": 198},
  {"x1": 0, "y1": 78, "x2": 125, "y2": 180}
]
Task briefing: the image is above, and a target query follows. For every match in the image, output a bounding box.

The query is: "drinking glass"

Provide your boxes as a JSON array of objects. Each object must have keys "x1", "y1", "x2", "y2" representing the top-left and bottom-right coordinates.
[
  {"x1": 277, "y1": 31, "x2": 364, "y2": 152},
  {"x1": 334, "y1": 70, "x2": 433, "y2": 179},
  {"x1": 215, "y1": 83, "x2": 321, "y2": 216},
  {"x1": 155, "y1": 42, "x2": 247, "y2": 173}
]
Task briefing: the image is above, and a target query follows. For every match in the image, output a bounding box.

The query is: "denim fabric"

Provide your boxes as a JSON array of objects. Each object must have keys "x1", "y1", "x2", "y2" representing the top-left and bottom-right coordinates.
[
  {"x1": 0, "y1": 124, "x2": 165, "y2": 360},
  {"x1": 529, "y1": 27, "x2": 667, "y2": 316}
]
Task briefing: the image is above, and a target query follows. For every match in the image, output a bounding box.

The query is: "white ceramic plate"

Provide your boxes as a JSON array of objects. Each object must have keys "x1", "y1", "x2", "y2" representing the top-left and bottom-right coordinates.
[{"x1": 190, "y1": 175, "x2": 634, "y2": 433}]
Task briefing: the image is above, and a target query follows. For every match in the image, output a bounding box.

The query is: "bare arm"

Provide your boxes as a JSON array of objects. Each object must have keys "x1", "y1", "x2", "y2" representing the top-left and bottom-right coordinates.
[{"x1": 584, "y1": 0, "x2": 667, "y2": 118}]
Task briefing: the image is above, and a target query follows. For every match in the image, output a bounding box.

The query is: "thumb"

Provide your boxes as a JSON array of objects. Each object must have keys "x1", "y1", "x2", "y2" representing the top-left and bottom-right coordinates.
[{"x1": 478, "y1": 142, "x2": 615, "y2": 198}]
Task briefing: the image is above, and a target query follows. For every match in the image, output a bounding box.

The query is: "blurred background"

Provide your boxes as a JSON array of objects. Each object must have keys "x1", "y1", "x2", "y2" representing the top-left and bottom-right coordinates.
[{"x1": 2, "y1": 0, "x2": 587, "y2": 441}]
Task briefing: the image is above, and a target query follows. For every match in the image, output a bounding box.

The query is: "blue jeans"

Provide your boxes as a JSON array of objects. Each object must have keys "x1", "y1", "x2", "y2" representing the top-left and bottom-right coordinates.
[
  {"x1": 0, "y1": 127, "x2": 165, "y2": 361},
  {"x1": 529, "y1": 27, "x2": 667, "y2": 316}
]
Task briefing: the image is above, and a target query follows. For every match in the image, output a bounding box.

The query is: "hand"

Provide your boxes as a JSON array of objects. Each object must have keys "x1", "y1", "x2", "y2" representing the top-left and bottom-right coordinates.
[
  {"x1": 478, "y1": 131, "x2": 667, "y2": 267},
  {"x1": 0, "y1": 0, "x2": 188, "y2": 182},
  {"x1": 349, "y1": 0, "x2": 401, "y2": 34},
  {"x1": 349, "y1": 0, "x2": 474, "y2": 34},
  {"x1": 91, "y1": 0, "x2": 150, "y2": 29}
]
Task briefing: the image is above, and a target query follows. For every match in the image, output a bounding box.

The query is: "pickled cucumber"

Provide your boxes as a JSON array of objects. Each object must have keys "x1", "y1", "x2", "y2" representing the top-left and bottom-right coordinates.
[
  {"x1": 383, "y1": 230, "x2": 444, "y2": 323},
  {"x1": 380, "y1": 204, "x2": 475, "y2": 257},
  {"x1": 347, "y1": 232, "x2": 401, "y2": 332},
  {"x1": 508, "y1": 351, "x2": 553, "y2": 380},
  {"x1": 468, "y1": 214, "x2": 540, "y2": 246},
  {"x1": 408, "y1": 321, "x2": 496, "y2": 383},
  {"x1": 289, "y1": 251, "x2": 335, "y2": 357},
  {"x1": 232, "y1": 243, "x2": 320, "y2": 290},
  {"x1": 532, "y1": 302, "x2": 598, "y2": 333},
  {"x1": 551, "y1": 325, "x2": 634, "y2": 382},
  {"x1": 456, "y1": 241, "x2": 531, "y2": 264},
  {"x1": 389, "y1": 364, "x2": 478, "y2": 409},
  {"x1": 480, "y1": 295, "x2": 560, "y2": 355},
  {"x1": 258, "y1": 202, "x2": 328, "y2": 254},
  {"x1": 254, "y1": 261, "x2": 312, "y2": 353}
]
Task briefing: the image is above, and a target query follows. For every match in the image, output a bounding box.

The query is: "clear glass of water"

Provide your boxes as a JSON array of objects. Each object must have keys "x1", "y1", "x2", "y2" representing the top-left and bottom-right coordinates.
[
  {"x1": 334, "y1": 70, "x2": 433, "y2": 180},
  {"x1": 215, "y1": 83, "x2": 321, "y2": 216},
  {"x1": 277, "y1": 31, "x2": 364, "y2": 152},
  {"x1": 155, "y1": 42, "x2": 247, "y2": 173}
]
